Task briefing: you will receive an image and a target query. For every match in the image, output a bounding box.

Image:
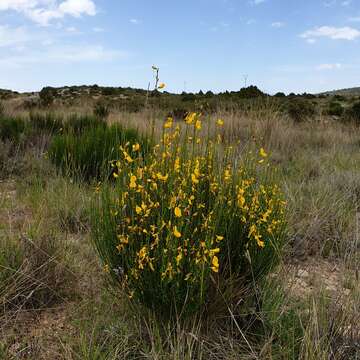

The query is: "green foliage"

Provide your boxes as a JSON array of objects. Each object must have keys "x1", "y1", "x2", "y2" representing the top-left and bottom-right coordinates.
[
  {"x1": 63, "y1": 114, "x2": 106, "y2": 135},
  {"x1": 327, "y1": 101, "x2": 344, "y2": 117},
  {"x1": 238, "y1": 85, "x2": 266, "y2": 99},
  {"x1": 39, "y1": 86, "x2": 56, "y2": 107},
  {"x1": 286, "y1": 99, "x2": 316, "y2": 122},
  {"x1": 345, "y1": 101, "x2": 360, "y2": 122},
  {"x1": 91, "y1": 115, "x2": 286, "y2": 317},
  {"x1": 48, "y1": 124, "x2": 150, "y2": 180},
  {"x1": 0, "y1": 116, "x2": 25, "y2": 142}
]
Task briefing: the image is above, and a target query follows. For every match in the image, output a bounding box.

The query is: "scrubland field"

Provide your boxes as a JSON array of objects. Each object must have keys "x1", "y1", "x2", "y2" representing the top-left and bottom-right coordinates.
[{"x1": 0, "y1": 90, "x2": 359, "y2": 359}]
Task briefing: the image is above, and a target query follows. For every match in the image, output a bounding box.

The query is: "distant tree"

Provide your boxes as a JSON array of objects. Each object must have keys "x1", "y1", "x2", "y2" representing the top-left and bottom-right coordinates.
[
  {"x1": 198, "y1": 90, "x2": 204, "y2": 96},
  {"x1": 237, "y1": 86, "x2": 265, "y2": 99},
  {"x1": 274, "y1": 92, "x2": 286, "y2": 98},
  {"x1": 205, "y1": 90, "x2": 214, "y2": 98},
  {"x1": 39, "y1": 87, "x2": 56, "y2": 107}
]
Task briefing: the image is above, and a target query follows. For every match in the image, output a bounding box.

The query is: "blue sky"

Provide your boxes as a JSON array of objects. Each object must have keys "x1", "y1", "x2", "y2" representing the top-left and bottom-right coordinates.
[{"x1": 0, "y1": 0, "x2": 359, "y2": 94}]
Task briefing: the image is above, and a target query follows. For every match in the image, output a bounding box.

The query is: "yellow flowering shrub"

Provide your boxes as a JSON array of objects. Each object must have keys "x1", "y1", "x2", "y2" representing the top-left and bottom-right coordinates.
[{"x1": 92, "y1": 113, "x2": 286, "y2": 316}]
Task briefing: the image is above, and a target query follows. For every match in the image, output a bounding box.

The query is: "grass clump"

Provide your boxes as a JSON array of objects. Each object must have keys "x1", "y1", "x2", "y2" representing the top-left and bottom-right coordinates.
[
  {"x1": 92, "y1": 113, "x2": 286, "y2": 317},
  {"x1": 48, "y1": 123, "x2": 151, "y2": 180},
  {"x1": 0, "y1": 116, "x2": 25, "y2": 143}
]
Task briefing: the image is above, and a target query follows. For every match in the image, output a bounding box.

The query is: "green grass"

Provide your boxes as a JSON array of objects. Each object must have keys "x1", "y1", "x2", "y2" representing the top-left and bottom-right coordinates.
[{"x1": 49, "y1": 123, "x2": 151, "y2": 180}]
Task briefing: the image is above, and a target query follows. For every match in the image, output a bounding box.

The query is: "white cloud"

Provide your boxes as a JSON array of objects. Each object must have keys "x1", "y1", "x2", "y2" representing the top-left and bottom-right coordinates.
[
  {"x1": 271, "y1": 22, "x2": 285, "y2": 28},
  {"x1": 316, "y1": 63, "x2": 342, "y2": 70},
  {"x1": 0, "y1": 25, "x2": 30, "y2": 47},
  {"x1": 251, "y1": 0, "x2": 266, "y2": 4},
  {"x1": 301, "y1": 26, "x2": 360, "y2": 41},
  {"x1": 130, "y1": 18, "x2": 140, "y2": 25},
  {"x1": 0, "y1": 44, "x2": 128, "y2": 68},
  {"x1": 59, "y1": 0, "x2": 95, "y2": 17},
  {"x1": 0, "y1": 0, "x2": 97, "y2": 26}
]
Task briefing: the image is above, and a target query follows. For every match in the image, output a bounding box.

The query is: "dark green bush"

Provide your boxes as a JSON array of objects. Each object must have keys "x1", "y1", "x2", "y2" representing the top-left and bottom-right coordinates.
[
  {"x1": 48, "y1": 124, "x2": 151, "y2": 180},
  {"x1": 327, "y1": 101, "x2": 344, "y2": 117},
  {"x1": 286, "y1": 99, "x2": 316, "y2": 122},
  {"x1": 345, "y1": 101, "x2": 360, "y2": 122},
  {"x1": 39, "y1": 87, "x2": 56, "y2": 107},
  {"x1": 0, "y1": 116, "x2": 25, "y2": 142}
]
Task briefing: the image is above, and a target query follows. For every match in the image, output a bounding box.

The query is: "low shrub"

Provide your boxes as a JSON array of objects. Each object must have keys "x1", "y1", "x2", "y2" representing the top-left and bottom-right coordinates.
[
  {"x1": 92, "y1": 114, "x2": 286, "y2": 317},
  {"x1": 327, "y1": 101, "x2": 344, "y2": 117},
  {"x1": 0, "y1": 116, "x2": 25, "y2": 142},
  {"x1": 286, "y1": 99, "x2": 316, "y2": 122},
  {"x1": 48, "y1": 124, "x2": 150, "y2": 180},
  {"x1": 344, "y1": 101, "x2": 360, "y2": 123}
]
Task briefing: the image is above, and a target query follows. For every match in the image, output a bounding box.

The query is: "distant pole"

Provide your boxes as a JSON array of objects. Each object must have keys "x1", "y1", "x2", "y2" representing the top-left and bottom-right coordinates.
[{"x1": 243, "y1": 75, "x2": 248, "y2": 88}]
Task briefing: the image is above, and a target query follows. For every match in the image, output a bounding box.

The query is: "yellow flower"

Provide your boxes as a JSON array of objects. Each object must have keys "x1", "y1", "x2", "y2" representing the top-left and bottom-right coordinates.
[
  {"x1": 176, "y1": 252, "x2": 183, "y2": 265},
  {"x1": 113, "y1": 172, "x2": 119, "y2": 178},
  {"x1": 129, "y1": 175, "x2": 137, "y2": 189},
  {"x1": 216, "y1": 235, "x2": 224, "y2": 242},
  {"x1": 195, "y1": 120, "x2": 202, "y2": 130},
  {"x1": 164, "y1": 119, "x2": 173, "y2": 129},
  {"x1": 124, "y1": 153, "x2": 134, "y2": 163},
  {"x1": 135, "y1": 205, "x2": 142, "y2": 215},
  {"x1": 185, "y1": 112, "x2": 197, "y2": 124},
  {"x1": 224, "y1": 169, "x2": 231, "y2": 181},
  {"x1": 132, "y1": 143, "x2": 140, "y2": 152},
  {"x1": 174, "y1": 157, "x2": 180, "y2": 172},
  {"x1": 216, "y1": 119, "x2": 224, "y2": 127},
  {"x1": 174, "y1": 207, "x2": 182, "y2": 218},
  {"x1": 103, "y1": 264, "x2": 110, "y2": 273},
  {"x1": 173, "y1": 226, "x2": 182, "y2": 238},
  {"x1": 157, "y1": 172, "x2": 168, "y2": 182},
  {"x1": 191, "y1": 173, "x2": 199, "y2": 184},
  {"x1": 211, "y1": 256, "x2": 219, "y2": 273},
  {"x1": 259, "y1": 147, "x2": 268, "y2": 158},
  {"x1": 158, "y1": 83, "x2": 166, "y2": 89}
]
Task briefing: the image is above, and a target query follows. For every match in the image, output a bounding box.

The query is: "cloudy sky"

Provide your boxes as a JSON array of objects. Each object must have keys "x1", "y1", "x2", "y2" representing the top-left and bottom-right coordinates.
[{"x1": 0, "y1": 0, "x2": 359, "y2": 93}]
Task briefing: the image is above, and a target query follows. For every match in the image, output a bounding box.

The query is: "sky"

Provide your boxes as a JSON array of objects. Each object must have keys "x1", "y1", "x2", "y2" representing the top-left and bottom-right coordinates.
[{"x1": 0, "y1": 0, "x2": 359, "y2": 94}]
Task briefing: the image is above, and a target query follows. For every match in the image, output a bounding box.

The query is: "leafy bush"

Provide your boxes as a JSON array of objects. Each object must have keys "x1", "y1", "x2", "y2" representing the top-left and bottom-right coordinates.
[
  {"x1": 344, "y1": 101, "x2": 360, "y2": 122},
  {"x1": 92, "y1": 114, "x2": 286, "y2": 317},
  {"x1": 0, "y1": 116, "x2": 25, "y2": 142},
  {"x1": 39, "y1": 86, "x2": 56, "y2": 107},
  {"x1": 327, "y1": 101, "x2": 344, "y2": 117},
  {"x1": 286, "y1": 99, "x2": 316, "y2": 122},
  {"x1": 238, "y1": 85, "x2": 266, "y2": 99},
  {"x1": 49, "y1": 124, "x2": 150, "y2": 180}
]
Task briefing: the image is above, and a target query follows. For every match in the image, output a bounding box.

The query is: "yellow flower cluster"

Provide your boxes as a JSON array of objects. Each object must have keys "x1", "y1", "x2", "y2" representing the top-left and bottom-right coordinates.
[{"x1": 105, "y1": 113, "x2": 286, "y2": 309}]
